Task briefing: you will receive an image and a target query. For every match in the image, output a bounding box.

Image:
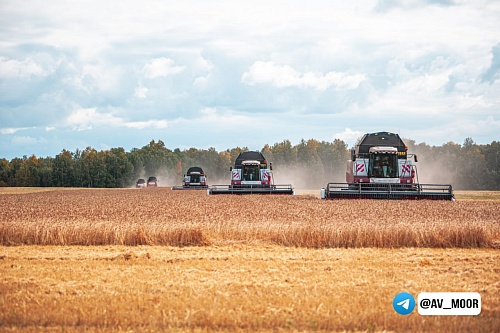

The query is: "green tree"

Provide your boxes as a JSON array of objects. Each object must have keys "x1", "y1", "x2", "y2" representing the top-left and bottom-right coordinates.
[
  {"x1": 480, "y1": 141, "x2": 500, "y2": 189},
  {"x1": 0, "y1": 158, "x2": 11, "y2": 186},
  {"x1": 270, "y1": 140, "x2": 296, "y2": 166},
  {"x1": 37, "y1": 157, "x2": 54, "y2": 187},
  {"x1": 227, "y1": 147, "x2": 249, "y2": 165},
  {"x1": 105, "y1": 148, "x2": 134, "y2": 187},
  {"x1": 52, "y1": 150, "x2": 75, "y2": 186},
  {"x1": 140, "y1": 140, "x2": 170, "y2": 177},
  {"x1": 296, "y1": 139, "x2": 323, "y2": 187},
  {"x1": 317, "y1": 139, "x2": 349, "y2": 183},
  {"x1": 1, "y1": 137, "x2": 498, "y2": 190},
  {"x1": 128, "y1": 149, "x2": 145, "y2": 183},
  {"x1": 460, "y1": 138, "x2": 488, "y2": 190}
]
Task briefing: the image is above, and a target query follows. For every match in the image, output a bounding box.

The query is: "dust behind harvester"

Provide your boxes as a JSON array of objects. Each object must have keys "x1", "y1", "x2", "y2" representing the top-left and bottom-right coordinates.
[
  {"x1": 322, "y1": 132, "x2": 454, "y2": 200},
  {"x1": 208, "y1": 151, "x2": 294, "y2": 195}
]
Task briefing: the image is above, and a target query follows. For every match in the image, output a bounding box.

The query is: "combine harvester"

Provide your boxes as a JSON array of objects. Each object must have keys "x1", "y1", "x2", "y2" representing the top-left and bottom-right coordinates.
[
  {"x1": 208, "y1": 151, "x2": 294, "y2": 195},
  {"x1": 321, "y1": 132, "x2": 454, "y2": 200},
  {"x1": 172, "y1": 166, "x2": 208, "y2": 190}
]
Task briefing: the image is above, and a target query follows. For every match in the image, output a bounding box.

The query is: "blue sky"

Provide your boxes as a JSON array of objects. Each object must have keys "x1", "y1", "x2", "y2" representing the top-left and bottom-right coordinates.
[{"x1": 1, "y1": 0, "x2": 499, "y2": 160}]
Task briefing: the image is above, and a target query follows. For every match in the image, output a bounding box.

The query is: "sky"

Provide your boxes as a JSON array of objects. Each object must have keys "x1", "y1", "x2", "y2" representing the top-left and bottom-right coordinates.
[{"x1": 1, "y1": 0, "x2": 499, "y2": 160}]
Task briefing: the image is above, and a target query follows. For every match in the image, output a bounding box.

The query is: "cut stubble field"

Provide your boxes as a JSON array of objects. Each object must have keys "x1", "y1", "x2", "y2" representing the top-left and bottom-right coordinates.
[{"x1": 0, "y1": 188, "x2": 499, "y2": 332}]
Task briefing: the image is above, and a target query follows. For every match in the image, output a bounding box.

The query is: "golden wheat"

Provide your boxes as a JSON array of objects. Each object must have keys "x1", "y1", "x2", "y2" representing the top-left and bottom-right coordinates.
[
  {"x1": 1, "y1": 189, "x2": 499, "y2": 332},
  {"x1": 0, "y1": 188, "x2": 498, "y2": 248},
  {"x1": 0, "y1": 245, "x2": 498, "y2": 332}
]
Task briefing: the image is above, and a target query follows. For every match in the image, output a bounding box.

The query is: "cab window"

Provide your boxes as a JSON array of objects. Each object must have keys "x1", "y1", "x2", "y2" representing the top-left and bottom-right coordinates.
[
  {"x1": 243, "y1": 165, "x2": 259, "y2": 181},
  {"x1": 370, "y1": 154, "x2": 398, "y2": 178}
]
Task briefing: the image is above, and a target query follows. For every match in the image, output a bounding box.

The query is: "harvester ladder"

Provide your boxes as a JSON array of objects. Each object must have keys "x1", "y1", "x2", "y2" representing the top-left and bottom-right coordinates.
[
  {"x1": 270, "y1": 171, "x2": 275, "y2": 186},
  {"x1": 412, "y1": 164, "x2": 420, "y2": 188}
]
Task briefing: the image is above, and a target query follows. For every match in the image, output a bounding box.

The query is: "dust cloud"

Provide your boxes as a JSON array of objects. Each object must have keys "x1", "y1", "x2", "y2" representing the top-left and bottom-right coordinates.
[
  {"x1": 128, "y1": 167, "x2": 180, "y2": 188},
  {"x1": 409, "y1": 150, "x2": 459, "y2": 188},
  {"x1": 272, "y1": 164, "x2": 346, "y2": 190},
  {"x1": 130, "y1": 153, "x2": 459, "y2": 190}
]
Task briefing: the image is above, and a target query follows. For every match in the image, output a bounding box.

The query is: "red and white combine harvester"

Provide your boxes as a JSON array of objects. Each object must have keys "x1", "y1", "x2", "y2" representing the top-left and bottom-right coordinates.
[
  {"x1": 172, "y1": 166, "x2": 208, "y2": 190},
  {"x1": 208, "y1": 151, "x2": 294, "y2": 195},
  {"x1": 321, "y1": 132, "x2": 454, "y2": 200}
]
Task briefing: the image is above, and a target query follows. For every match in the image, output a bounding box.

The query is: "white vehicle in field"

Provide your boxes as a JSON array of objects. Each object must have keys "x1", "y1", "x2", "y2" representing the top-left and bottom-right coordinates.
[
  {"x1": 208, "y1": 151, "x2": 293, "y2": 195},
  {"x1": 147, "y1": 176, "x2": 158, "y2": 187},
  {"x1": 322, "y1": 131, "x2": 454, "y2": 200},
  {"x1": 172, "y1": 166, "x2": 208, "y2": 190}
]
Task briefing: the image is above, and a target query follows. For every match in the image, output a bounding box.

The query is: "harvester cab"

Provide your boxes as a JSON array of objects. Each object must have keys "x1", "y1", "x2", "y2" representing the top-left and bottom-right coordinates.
[
  {"x1": 172, "y1": 166, "x2": 208, "y2": 190},
  {"x1": 208, "y1": 151, "x2": 294, "y2": 195},
  {"x1": 322, "y1": 132, "x2": 454, "y2": 200}
]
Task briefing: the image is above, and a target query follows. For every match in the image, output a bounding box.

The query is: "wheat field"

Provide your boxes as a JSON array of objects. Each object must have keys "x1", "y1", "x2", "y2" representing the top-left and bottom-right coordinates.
[
  {"x1": 0, "y1": 188, "x2": 498, "y2": 248},
  {"x1": 0, "y1": 188, "x2": 499, "y2": 332}
]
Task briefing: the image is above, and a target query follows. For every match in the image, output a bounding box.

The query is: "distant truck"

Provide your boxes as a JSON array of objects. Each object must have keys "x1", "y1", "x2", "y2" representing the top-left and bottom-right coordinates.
[{"x1": 147, "y1": 176, "x2": 158, "y2": 187}]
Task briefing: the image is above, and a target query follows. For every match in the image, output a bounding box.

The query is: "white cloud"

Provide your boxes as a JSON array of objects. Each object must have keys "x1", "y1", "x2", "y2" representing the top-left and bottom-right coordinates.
[
  {"x1": 334, "y1": 128, "x2": 365, "y2": 147},
  {"x1": 65, "y1": 108, "x2": 120, "y2": 131},
  {"x1": 194, "y1": 56, "x2": 213, "y2": 72},
  {"x1": 64, "y1": 108, "x2": 168, "y2": 131},
  {"x1": 199, "y1": 107, "x2": 251, "y2": 123},
  {"x1": 134, "y1": 85, "x2": 148, "y2": 99},
  {"x1": 242, "y1": 61, "x2": 365, "y2": 91},
  {"x1": 0, "y1": 127, "x2": 30, "y2": 135},
  {"x1": 125, "y1": 120, "x2": 168, "y2": 130},
  {"x1": 171, "y1": 107, "x2": 253, "y2": 129},
  {"x1": 403, "y1": 114, "x2": 500, "y2": 145},
  {"x1": 1, "y1": 1, "x2": 499, "y2": 159},
  {"x1": 100, "y1": 143, "x2": 111, "y2": 151},
  {"x1": 0, "y1": 57, "x2": 48, "y2": 78},
  {"x1": 63, "y1": 62, "x2": 124, "y2": 95},
  {"x1": 193, "y1": 76, "x2": 209, "y2": 90},
  {"x1": 11, "y1": 136, "x2": 39, "y2": 146},
  {"x1": 142, "y1": 58, "x2": 185, "y2": 79}
]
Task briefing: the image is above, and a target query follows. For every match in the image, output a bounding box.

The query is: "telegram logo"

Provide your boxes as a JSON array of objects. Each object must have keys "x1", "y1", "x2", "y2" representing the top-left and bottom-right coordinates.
[{"x1": 393, "y1": 292, "x2": 416, "y2": 315}]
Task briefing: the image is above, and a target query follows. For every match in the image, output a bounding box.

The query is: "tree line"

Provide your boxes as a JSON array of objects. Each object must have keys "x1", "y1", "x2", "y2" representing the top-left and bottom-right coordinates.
[{"x1": 0, "y1": 138, "x2": 498, "y2": 190}]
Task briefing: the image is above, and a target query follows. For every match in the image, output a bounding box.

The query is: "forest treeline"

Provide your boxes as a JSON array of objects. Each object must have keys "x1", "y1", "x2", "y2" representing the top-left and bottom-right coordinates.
[{"x1": 0, "y1": 138, "x2": 499, "y2": 190}]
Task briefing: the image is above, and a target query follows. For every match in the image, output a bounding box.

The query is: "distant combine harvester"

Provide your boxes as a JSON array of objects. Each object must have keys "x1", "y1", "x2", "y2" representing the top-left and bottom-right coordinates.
[{"x1": 208, "y1": 151, "x2": 294, "y2": 195}]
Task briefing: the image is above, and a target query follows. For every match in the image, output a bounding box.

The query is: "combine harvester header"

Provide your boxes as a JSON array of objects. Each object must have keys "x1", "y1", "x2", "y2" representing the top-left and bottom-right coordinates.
[
  {"x1": 172, "y1": 166, "x2": 208, "y2": 190},
  {"x1": 208, "y1": 151, "x2": 294, "y2": 195},
  {"x1": 321, "y1": 132, "x2": 454, "y2": 200}
]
